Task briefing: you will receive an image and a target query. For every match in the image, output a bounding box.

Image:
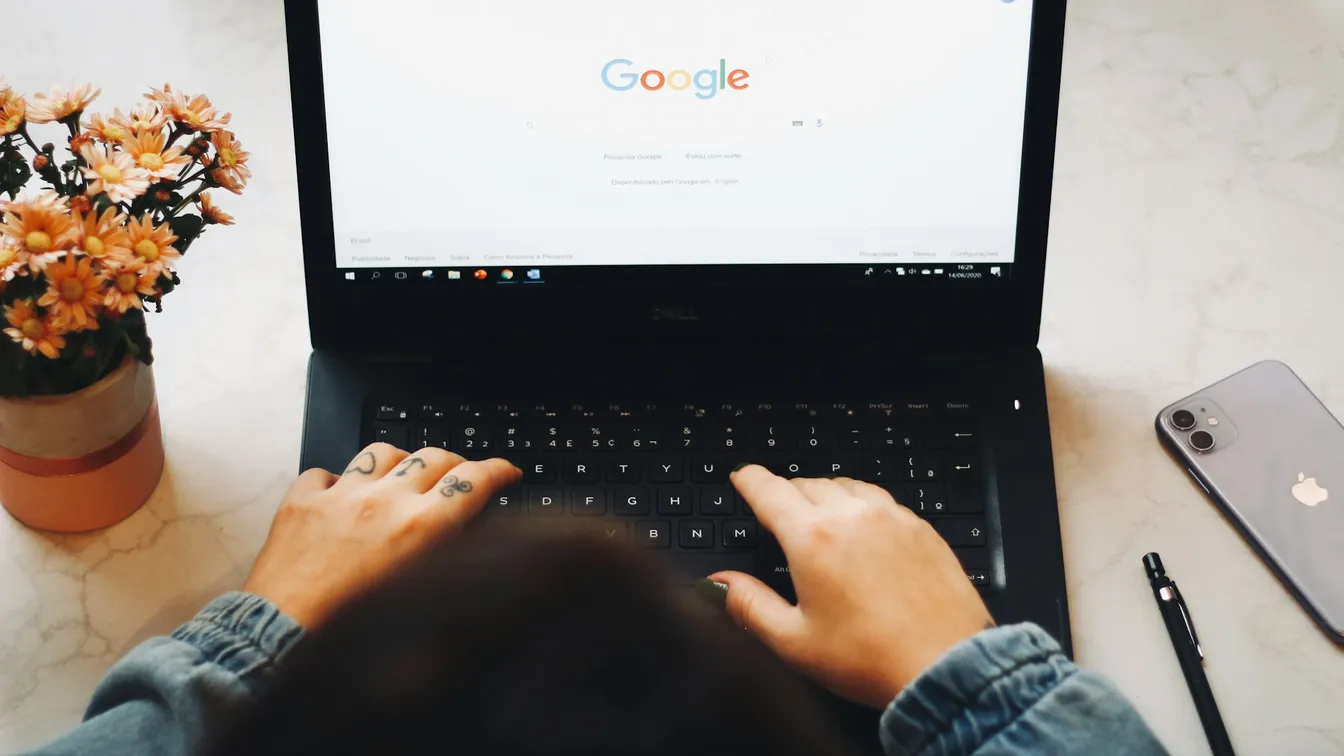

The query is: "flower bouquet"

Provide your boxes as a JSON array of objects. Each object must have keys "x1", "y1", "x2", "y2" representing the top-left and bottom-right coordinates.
[{"x1": 0, "y1": 79, "x2": 248, "y2": 531}]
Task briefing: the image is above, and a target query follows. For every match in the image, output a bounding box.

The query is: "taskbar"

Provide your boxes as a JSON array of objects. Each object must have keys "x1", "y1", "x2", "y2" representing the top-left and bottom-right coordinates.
[{"x1": 336, "y1": 262, "x2": 1013, "y2": 287}]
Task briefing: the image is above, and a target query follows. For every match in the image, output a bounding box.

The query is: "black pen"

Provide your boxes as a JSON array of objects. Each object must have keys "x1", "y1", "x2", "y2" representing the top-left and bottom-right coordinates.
[{"x1": 1143, "y1": 553, "x2": 1236, "y2": 756}]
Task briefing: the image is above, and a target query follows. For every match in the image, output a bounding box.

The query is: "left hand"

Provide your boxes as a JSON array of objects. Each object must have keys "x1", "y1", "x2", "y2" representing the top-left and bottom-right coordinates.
[{"x1": 243, "y1": 443, "x2": 521, "y2": 628}]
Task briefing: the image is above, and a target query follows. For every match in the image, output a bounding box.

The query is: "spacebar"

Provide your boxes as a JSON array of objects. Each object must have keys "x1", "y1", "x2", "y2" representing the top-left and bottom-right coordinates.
[{"x1": 663, "y1": 554, "x2": 757, "y2": 585}]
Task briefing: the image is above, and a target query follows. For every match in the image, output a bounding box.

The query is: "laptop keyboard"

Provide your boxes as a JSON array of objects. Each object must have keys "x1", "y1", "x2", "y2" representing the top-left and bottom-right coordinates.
[{"x1": 369, "y1": 401, "x2": 992, "y2": 587}]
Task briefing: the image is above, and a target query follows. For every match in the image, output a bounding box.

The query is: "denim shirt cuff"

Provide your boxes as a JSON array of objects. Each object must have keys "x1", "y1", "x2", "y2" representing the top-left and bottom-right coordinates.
[
  {"x1": 170, "y1": 591, "x2": 305, "y2": 679},
  {"x1": 879, "y1": 623, "x2": 1075, "y2": 756}
]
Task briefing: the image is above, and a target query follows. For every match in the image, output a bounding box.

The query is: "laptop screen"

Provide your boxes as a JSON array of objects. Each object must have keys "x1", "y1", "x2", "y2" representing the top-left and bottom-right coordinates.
[{"x1": 316, "y1": 0, "x2": 1035, "y2": 287}]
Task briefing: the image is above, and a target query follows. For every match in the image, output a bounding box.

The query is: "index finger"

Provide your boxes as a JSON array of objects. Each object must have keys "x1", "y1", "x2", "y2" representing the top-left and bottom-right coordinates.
[{"x1": 730, "y1": 464, "x2": 812, "y2": 542}]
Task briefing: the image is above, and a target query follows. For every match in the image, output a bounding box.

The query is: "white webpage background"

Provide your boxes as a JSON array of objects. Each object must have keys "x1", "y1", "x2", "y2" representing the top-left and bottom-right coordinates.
[{"x1": 318, "y1": 0, "x2": 1034, "y2": 268}]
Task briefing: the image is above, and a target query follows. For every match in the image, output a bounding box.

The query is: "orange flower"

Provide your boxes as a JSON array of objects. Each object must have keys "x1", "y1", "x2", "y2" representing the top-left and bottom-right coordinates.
[
  {"x1": 119, "y1": 214, "x2": 180, "y2": 275},
  {"x1": 198, "y1": 193, "x2": 234, "y2": 225},
  {"x1": 209, "y1": 130, "x2": 250, "y2": 192},
  {"x1": 69, "y1": 194, "x2": 92, "y2": 215},
  {"x1": 111, "y1": 103, "x2": 169, "y2": 135},
  {"x1": 74, "y1": 207, "x2": 131, "y2": 260},
  {"x1": 146, "y1": 84, "x2": 231, "y2": 133},
  {"x1": 0, "y1": 241, "x2": 23, "y2": 282},
  {"x1": 38, "y1": 253, "x2": 105, "y2": 331},
  {"x1": 79, "y1": 143, "x2": 151, "y2": 203},
  {"x1": 84, "y1": 110, "x2": 134, "y2": 143},
  {"x1": 28, "y1": 83, "x2": 100, "y2": 124},
  {"x1": 103, "y1": 258, "x2": 160, "y2": 314},
  {"x1": 69, "y1": 132, "x2": 94, "y2": 155},
  {"x1": 0, "y1": 88, "x2": 26, "y2": 137},
  {"x1": 121, "y1": 130, "x2": 191, "y2": 181},
  {"x1": 3, "y1": 299, "x2": 66, "y2": 359},
  {"x1": 0, "y1": 193, "x2": 77, "y2": 271}
]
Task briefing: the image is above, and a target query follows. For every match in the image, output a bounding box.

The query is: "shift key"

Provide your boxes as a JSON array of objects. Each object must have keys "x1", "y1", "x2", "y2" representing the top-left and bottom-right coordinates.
[{"x1": 933, "y1": 518, "x2": 987, "y2": 547}]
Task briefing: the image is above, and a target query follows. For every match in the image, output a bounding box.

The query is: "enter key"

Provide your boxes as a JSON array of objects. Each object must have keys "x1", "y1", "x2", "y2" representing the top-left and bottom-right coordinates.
[{"x1": 944, "y1": 455, "x2": 984, "y2": 514}]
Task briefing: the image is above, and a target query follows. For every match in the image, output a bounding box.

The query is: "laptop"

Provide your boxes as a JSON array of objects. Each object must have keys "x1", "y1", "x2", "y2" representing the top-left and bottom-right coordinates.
[{"x1": 286, "y1": 0, "x2": 1069, "y2": 744}]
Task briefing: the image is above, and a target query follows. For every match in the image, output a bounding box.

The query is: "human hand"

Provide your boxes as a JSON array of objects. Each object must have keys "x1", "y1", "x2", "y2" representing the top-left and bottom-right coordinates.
[
  {"x1": 710, "y1": 466, "x2": 992, "y2": 708},
  {"x1": 243, "y1": 444, "x2": 521, "y2": 628}
]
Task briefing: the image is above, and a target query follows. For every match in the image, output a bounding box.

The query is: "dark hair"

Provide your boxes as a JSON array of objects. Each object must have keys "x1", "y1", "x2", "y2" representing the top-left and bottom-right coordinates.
[{"x1": 211, "y1": 522, "x2": 858, "y2": 755}]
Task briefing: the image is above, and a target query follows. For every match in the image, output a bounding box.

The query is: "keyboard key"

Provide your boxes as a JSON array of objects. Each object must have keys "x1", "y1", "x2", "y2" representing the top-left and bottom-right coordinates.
[
  {"x1": 372, "y1": 424, "x2": 409, "y2": 449},
  {"x1": 460, "y1": 434, "x2": 494, "y2": 455},
  {"x1": 769, "y1": 459, "x2": 813, "y2": 478},
  {"x1": 692, "y1": 459, "x2": 727, "y2": 483},
  {"x1": 623, "y1": 426, "x2": 662, "y2": 452},
  {"x1": 527, "y1": 488, "x2": 564, "y2": 517},
  {"x1": 837, "y1": 426, "x2": 869, "y2": 451},
  {"x1": 947, "y1": 456, "x2": 978, "y2": 480},
  {"x1": 657, "y1": 486, "x2": 693, "y2": 516},
  {"x1": 499, "y1": 426, "x2": 537, "y2": 453},
  {"x1": 906, "y1": 455, "x2": 941, "y2": 481},
  {"x1": 965, "y1": 570, "x2": 990, "y2": 586},
  {"x1": 928, "y1": 426, "x2": 977, "y2": 450},
  {"x1": 857, "y1": 456, "x2": 897, "y2": 483},
  {"x1": 946, "y1": 478, "x2": 985, "y2": 514},
  {"x1": 932, "y1": 518, "x2": 987, "y2": 547},
  {"x1": 424, "y1": 427, "x2": 452, "y2": 451},
  {"x1": 944, "y1": 401, "x2": 974, "y2": 416},
  {"x1": 675, "y1": 424, "x2": 703, "y2": 451},
  {"x1": 570, "y1": 487, "x2": 606, "y2": 516},
  {"x1": 607, "y1": 459, "x2": 643, "y2": 483},
  {"x1": 722, "y1": 520, "x2": 758, "y2": 548},
  {"x1": 874, "y1": 421, "x2": 916, "y2": 451},
  {"x1": 418, "y1": 403, "x2": 448, "y2": 422},
  {"x1": 903, "y1": 401, "x2": 933, "y2": 416},
  {"x1": 563, "y1": 460, "x2": 600, "y2": 484},
  {"x1": 522, "y1": 460, "x2": 555, "y2": 483},
  {"x1": 487, "y1": 489, "x2": 522, "y2": 516},
  {"x1": 907, "y1": 483, "x2": 948, "y2": 515},
  {"x1": 819, "y1": 457, "x2": 855, "y2": 478},
  {"x1": 595, "y1": 521, "x2": 628, "y2": 541},
  {"x1": 698, "y1": 486, "x2": 735, "y2": 516},
  {"x1": 679, "y1": 521, "x2": 714, "y2": 549},
  {"x1": 636, "y1": 520, "x2": 671, "y2": 548},
  {"x1": 613, "y1": 487, "x2": 650, "y2": 516},
  {"x1": 376, "y1": 404, "x2": 410, "y2": 421},
  {"x1": 954, "y1": 547, "x2": 989, "y2": 570},
  {"x1": 649, "y1": 458, "x2": 683, "y2": 483}
]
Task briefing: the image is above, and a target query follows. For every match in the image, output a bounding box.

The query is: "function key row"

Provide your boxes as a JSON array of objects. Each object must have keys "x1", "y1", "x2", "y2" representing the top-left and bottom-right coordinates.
[{"x1": 375, "y1": 400, "x2": 977, "y2": 423}]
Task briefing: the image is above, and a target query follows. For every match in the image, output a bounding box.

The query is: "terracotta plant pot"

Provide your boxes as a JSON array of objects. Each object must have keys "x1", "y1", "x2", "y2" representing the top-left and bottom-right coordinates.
[{"x1": 0, "y1": 357, "x2": 165, "y2": 532}]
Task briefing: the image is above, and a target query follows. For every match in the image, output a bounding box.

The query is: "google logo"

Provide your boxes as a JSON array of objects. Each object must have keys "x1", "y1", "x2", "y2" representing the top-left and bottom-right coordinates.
[{"x1": 601, "y1": 59, "x2": 750, "y2": 100}]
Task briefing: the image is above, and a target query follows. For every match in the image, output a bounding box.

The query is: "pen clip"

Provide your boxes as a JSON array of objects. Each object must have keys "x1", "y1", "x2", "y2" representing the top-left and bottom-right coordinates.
[{"x1": 1170, "y1": 581, "x2": 1204, "y2": 661}]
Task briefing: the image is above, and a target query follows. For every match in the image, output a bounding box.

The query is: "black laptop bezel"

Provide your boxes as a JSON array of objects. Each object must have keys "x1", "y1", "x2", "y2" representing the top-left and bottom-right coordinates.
[{"x1": 285, "y1": 0, "x2": 1065, "y2": 353}]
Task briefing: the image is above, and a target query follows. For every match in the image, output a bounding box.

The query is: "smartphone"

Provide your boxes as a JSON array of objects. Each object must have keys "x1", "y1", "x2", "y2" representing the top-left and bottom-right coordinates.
[{"x1": 1156, "y1": 360, "x2": 1344, "y2": 644}]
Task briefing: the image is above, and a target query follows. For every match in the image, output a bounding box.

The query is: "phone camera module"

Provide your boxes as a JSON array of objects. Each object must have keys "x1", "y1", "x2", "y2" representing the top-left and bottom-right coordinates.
[
  {"x1": 1171, "y1": 409, "x2": 1197, "y2": 430},
  {"x1": 1189, "y1": 430, "x2": 1215, "y2": 452}
]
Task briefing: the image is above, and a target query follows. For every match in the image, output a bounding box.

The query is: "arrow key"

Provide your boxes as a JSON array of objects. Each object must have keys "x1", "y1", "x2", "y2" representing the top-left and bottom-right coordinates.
[{"x1": 932, "y1": 518, "x2": 987, "y2": 547}]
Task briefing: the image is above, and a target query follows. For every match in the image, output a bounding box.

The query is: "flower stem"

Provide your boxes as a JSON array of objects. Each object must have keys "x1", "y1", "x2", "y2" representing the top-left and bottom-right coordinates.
[
  {"x1": 17, "y1": 127, "x2": 39, "y2": 153},
  {"x1": 167, "y1": 185, "x2": 206, "y2": 218},
  {"x1": 164, "y1": 126, "x2": 187, "y2": 151}
]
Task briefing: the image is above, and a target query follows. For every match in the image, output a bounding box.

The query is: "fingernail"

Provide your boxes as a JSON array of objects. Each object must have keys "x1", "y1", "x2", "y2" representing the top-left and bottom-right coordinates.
[
  {"x1": 694, "y1": 578, "x2": 730, "y2": 608},
  {"x1": 731, "y1": 462, "x2": 751, "y2": 474}
]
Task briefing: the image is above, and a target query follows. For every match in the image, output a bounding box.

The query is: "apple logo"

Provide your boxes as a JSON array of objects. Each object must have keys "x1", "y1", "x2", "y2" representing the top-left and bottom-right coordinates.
[{"x1": 1291, "y1": 473, "x2": 1328, "y2": 507}]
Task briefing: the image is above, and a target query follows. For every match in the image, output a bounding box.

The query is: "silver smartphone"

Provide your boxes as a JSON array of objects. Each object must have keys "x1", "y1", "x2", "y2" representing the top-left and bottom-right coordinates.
[{"x1": 1156, "y1": 360, "x2": 1344, "y2": 645}]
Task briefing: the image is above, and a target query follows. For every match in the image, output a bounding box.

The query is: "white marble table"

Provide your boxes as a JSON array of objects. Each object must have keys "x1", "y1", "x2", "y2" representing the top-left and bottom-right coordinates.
[{"x1": 3, "y1": 0, "x2": 1343, "y2": 752}]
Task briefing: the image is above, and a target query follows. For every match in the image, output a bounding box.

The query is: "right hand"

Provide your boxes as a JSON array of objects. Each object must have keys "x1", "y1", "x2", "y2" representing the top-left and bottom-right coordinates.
[{"x1": 710, "y1": 466, "x2": 993, "y2": 708}]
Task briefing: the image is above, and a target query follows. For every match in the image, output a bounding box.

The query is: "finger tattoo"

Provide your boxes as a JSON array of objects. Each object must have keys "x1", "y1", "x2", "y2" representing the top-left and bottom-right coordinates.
[
  {"x1": 394, "y1": 457, "x2": 427, "y2": 477},
  {"x1": 344, "y1": 451, "x2": 376, "y2": 475},
  {"x1": 439, "y1": 475, "x2": 474, "y2": 498}
]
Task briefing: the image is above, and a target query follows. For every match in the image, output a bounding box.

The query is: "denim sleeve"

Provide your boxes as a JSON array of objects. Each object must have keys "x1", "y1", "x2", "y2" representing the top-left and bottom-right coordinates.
[
  {"x1": 880, "y1": 623, "x2": 1168, "y2": 756},
  {"x1": 23, "y1": 592, "x2": 302, "y2": 756}
]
